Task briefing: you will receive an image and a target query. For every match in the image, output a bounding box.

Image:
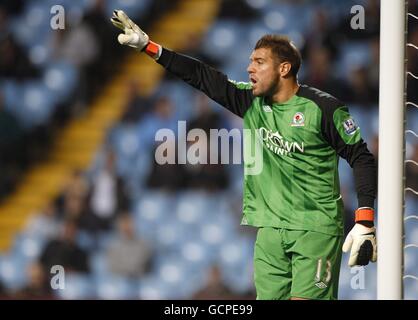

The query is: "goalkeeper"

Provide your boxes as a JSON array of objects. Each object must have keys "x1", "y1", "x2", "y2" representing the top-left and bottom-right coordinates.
[{"x1": 110, "y1": 10, "x2": 377, "y2": 300}]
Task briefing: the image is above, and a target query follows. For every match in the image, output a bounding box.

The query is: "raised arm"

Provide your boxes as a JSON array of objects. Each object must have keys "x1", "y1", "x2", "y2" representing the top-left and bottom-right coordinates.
[{"x1": 110, "y1": 10, "x2": 254, "y2": 118}]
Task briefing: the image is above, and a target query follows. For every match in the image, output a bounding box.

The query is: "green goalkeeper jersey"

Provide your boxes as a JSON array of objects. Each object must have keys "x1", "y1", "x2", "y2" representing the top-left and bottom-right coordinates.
[{"x1": 157, "y1": 49, "x2": 377, "y2": 236}]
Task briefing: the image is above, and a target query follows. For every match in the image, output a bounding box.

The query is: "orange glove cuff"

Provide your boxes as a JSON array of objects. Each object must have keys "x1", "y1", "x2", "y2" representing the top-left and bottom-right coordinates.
[
  {"x1": 355, "y1": 208, "x2": 374, "y2": 222},
  {"x1": 144, "y1": 41, "x2": 160, "y2": 59}
]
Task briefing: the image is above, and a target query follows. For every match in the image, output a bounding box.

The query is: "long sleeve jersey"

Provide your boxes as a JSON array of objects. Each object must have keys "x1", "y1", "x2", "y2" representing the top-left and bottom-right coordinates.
[{"x1": 157, "y1": 48, "x2": 377, "y2": 236}]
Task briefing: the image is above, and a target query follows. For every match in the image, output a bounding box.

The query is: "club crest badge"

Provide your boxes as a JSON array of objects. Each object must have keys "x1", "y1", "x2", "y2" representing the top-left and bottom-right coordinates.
[{"x1": 291, "y1": 112, "x2": 305, "y2": 127}]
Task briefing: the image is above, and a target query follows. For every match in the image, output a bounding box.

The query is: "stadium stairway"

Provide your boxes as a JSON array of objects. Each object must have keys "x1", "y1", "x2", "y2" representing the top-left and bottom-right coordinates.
[{"x1": 0, "y1": 0, "x2": 220, "y2": 252}]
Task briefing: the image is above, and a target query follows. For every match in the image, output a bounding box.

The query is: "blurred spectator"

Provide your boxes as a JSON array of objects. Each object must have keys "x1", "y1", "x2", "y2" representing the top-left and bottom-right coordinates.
[
  {"x1": 0, "y1": 0, "x2": 25, "y2": 16},
  {"x1": 0, "y1": 34, "x2": 39, "y2": 80},
  {"x1": 55, "y1": 170, "x2": 89, "y2": 219},
  {"x1": 106, "y1": 213, "x2": 153, "y2": 278},
  {"x1": 218, "y1": 0, "x2": 260, "y2": 21},
  {"x1": 146, "y1": 140, "x2": 188, "y2": 191},
  {"x1": 39, "y1": 219, "x2": 90, "y2": 274},
  {"x1": 86, "y1": 148, "x2": 129, "y2": 231},
  {"x1": 188, "y1": 94, "x2": 225, "y2": 134},
  {"x1": 136, "y1": 96, "x2": 178, "y2": 152},
  {"x1": 301, "y1": 8, "x2": 340, "y2": 61},
  {"x1": 0, "y1": 90, "x2": 25, "y2": 199},
  {"x1": 182, "y1": 94, "x2": 230, "y2": 191},
  {"x1": 193, "y1": 265, "x2": 236, "y2": 299},
  {"x1": 406, "y1": 144, "x2": 418, "y2": 192},
  {"x1": 368, "y1": 37, "x2": 380, "y2": 93},
  {"x1": 0, "y1": 91, "x2": 24, "y2": 163},
  {"x1": 369, "y1": 134, "x2": 379, "y2": 163},
  {"x1": 120, "y1": 78, "x2": 154, "y2": 124},
  {"x1": 82, "y1": 0, "x2": 122, "y2": 98},
  {"x1": 0, "y1": 279, "x2": 7, "y2": 299},
  {"x1": 24, "y1": 203, "x2": 61, "y2": 240},
  {"x1": 184, "y1": 140, "x2": 230, "y2": 192},
  {"x1": 302, "y1": 46, "x2": 348, "y2": 99},
  {"x1": 345, "y1": 66, "x2": 378, "y2": 107},
  {"x1": 407, "y1": 28, "x2": 418, "y2": 104},
  {"x1": 49, "y1": 18, "x2": 100, "y2": 113},
  {"x1": 14, "y1": 262, "x2": 52, "y2": 299},
  {"x1": 0, "y1": 7, "x2": 8, "y2": 36}
]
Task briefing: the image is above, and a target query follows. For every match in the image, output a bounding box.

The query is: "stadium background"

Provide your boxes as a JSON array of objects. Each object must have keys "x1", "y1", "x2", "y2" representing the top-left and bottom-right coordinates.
[{"x1": 0, "y1": 0, "x2": 417, "y2": 299}]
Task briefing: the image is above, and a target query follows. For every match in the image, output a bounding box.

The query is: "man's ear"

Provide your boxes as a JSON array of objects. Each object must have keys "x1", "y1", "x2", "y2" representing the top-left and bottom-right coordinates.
[{"x1": 279, "y1": 62, "x2": 292, "y2": 78}]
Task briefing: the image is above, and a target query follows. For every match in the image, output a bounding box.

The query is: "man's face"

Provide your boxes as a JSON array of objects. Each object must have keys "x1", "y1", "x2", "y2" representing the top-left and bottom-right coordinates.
[{"x1": 247, "y1": 47, "x2": 281, "y2": 97}]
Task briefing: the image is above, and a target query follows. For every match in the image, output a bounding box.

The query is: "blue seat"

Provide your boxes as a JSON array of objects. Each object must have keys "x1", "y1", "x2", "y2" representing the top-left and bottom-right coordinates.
[
  {"x1": 1, "y1": 81, "x2": 22, "y2": 116},
  {"x1": 203, "y1": 20, "x2": 246, "y2": 63},
  {"x1": 175, "y1": 191, "x2": 213, "y2": 227},
  {"x1": 134, "y1": 192, "x2": 174, "y2": 240},
  {"x1": 10, "y1": 3, "x2": 51, "y2": 49},
  {"x1": 153, "y1": 218, "x2": 189, "y2": 251},
  {"x1": 111, "y1": 124, "x2": 142, "y2": 176},
  {"x1": 43, "y1": 61, "x2": 78, "y2": 101},
  {"x1": 94, "y1": 274, "x2": 138, "y2": 299},
  {"x1": 404, "y1": 246, "x2": 418, "y2": 276},
  {"x1": 55, "y1": 274, "x2": 94, "y2": 299},
  {"x1": 405, "y1": 196, "x2": 418, "y2": 217},
  {"x1": 90, "y1": 251, "x2": 111, "y2": 277},
  {"x1": 17, "y1": 81, "x2": 56, "y2": 128},
  {"x1": 180, "y1": 240, "x2": 214, "y2": 270},
  {"x1": 11, "y1": 233, "x2": 46, "y2": 263},
  {"x1": 153, "y1": 256, "x2": 204, "y2": 299},
  {"x1": 217, "y1": 235, "x2": 254, "y2": 294},
  {"x1": 336, "y1": 42, "x2": 372, "y2": 80},
  {"x1": 105, "y1": 0, "x2": 152, "y2": 19},
  {"x1": 404, "y1": 275, "x2": 418, "y2": 300},
  {"x1": 404, "y1": 216, "x2": 418, "y2": 245},
  {"x1": 138, "y1": 275, "x2": 176, "y2": 300},
  {"x1": 0, "y1": 254, "x2": 29, "y2": 290}
]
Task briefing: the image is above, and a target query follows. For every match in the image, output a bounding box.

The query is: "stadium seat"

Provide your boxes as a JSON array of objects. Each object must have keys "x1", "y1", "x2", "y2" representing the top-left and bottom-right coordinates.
[
  {"x1": 138, "y1": 275, "x2": 175, "y2": 300},
  {"x1": 95, "y1": 274, "x2": 138, "y2": 299},
  {"x1": 133, "y1": 191, "x2": 174, "y2": 240},
  {"x1": 404, "y1": 245, "x2": 418, "y2": 277},
  {"x1": 203, "y1": 20, "x2": 246, "y2": 63},
  {"x1": 153, "y1": 256, "x2": 206, "y2": 298},
  {"x1": 217, "y1": 236, "x2": 254, "y2": 294},
  {"x1": 404, "y1": 274, "x2": 418, "y2": 300},
  {"x1": 18, "y1": 81, "x2": 56, "y2": 128},
  {"x1": 336, "y1": 41, "x2": 372, "y2": 80},
  {"x1": 175, "y1": 191, "x2": 212, "y2": 226},
  {"x1": 90, "y1": 251, "x2": 112, "y2": 277},
  {"x1": 104, "y1": 0, "x2": 152, "y2": 20},
  {"x1": 0, "y1": 254, "x2": 29, "y2": 290},
  {"x1": 1, "y1": 80, "x2": 22, "y2": 115},
  {"x1": 43, "y1": 61, "x2": 78, "y2": 101},
  {"x1": 11, "y1": 233, "x2": 46, "y2": 263},
  {"x1": 55, "y1": 273, "x2": 94, "y2": 299}
]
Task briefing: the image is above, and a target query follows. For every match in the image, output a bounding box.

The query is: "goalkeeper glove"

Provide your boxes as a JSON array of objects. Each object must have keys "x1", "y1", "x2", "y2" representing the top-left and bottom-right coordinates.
[
  {"x1": 342, "y1": 207, "x2": 377, "y2": 267},
  {"x1": 110, "y1": 10, "x2": 162, "y2": 59}
]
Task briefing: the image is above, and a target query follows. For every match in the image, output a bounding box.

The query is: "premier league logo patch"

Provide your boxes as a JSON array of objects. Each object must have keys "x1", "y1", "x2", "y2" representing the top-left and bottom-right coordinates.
[
  {"x1": 343, "y1": 118, "x2": 358, "y2": 135},
  {"x1": 291, "y1": 112, "x2": 305, "y2": 127}
]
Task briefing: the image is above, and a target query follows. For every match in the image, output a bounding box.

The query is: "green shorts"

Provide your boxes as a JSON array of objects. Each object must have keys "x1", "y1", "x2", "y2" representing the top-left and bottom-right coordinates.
[{"x1": 254, "y1": 227, "x2": 343, "y2": 300}]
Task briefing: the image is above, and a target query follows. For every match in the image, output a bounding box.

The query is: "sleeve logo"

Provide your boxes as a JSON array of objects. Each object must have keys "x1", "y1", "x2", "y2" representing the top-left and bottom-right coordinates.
[{"x1": 343, "y1": 118, "x2": 358, "y2": 135}]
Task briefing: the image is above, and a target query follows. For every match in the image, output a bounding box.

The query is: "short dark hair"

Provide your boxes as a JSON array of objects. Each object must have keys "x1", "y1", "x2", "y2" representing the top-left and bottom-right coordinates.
[{"x1": 255, "y1": 35, "x2": 302, "y2": 78}]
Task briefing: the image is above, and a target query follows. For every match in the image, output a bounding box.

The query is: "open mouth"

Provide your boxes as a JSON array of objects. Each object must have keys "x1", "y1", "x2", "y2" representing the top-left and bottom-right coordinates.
[{"x1": 250, "y1": 77, "x2": 257, "y2": 86}]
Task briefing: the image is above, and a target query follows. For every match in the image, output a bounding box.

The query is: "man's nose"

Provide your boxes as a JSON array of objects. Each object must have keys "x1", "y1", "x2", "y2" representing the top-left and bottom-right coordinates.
[{"x1": 247, "y1": 64, "x2": 255, "y2": 74}]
